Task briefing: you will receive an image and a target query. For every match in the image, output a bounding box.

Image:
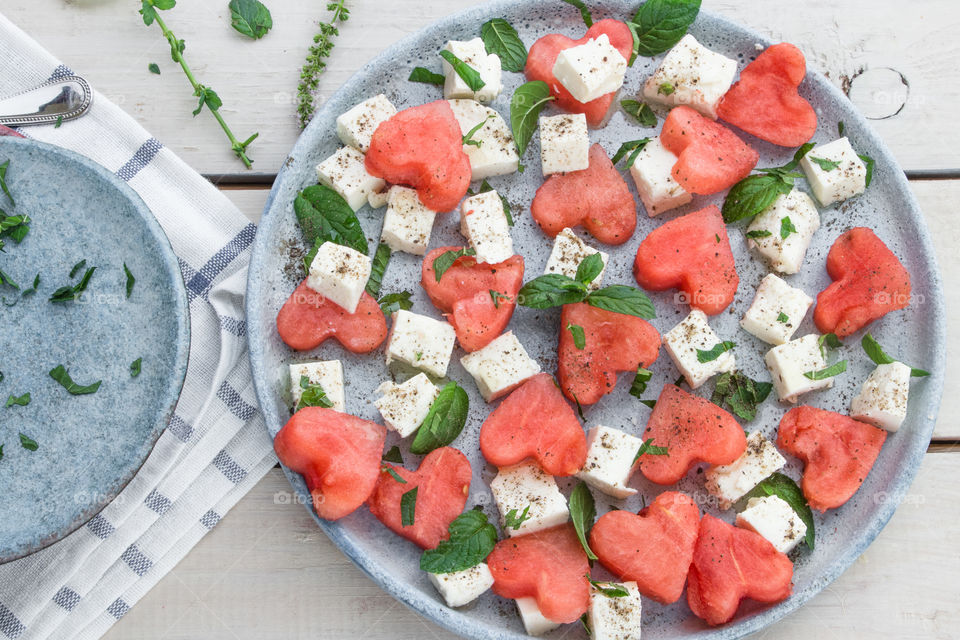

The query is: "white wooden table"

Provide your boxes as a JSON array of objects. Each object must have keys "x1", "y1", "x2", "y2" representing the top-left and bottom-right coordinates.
[{"x1": 7, "y1": 1, "x2": 959, "y2": 637}]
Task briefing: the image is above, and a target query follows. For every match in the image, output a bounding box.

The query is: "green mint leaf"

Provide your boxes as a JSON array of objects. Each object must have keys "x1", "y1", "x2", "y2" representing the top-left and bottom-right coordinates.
[
  {"x1": 631, "y1": 0, "x2": 701, "y2": 57},
  {"x1": 462, "y1": 117, "x2": 490, "y2": 148},
  {"x1": 639, "y1": 399, "x2": 657, "y2": 409},
  {"x1": 401, "y1": 486, "x2": 418, "y2": 527},
  {"x1": 517, "y1": 273, "x2": 589, "y2": 309},
  {"x1": 808, "y1": 156, "x2": 840, "y2": 171},
  {"x1": 780, "y1": 216, "x2": 797, "y2": 239},
  {"x1": 419, "y1": 509, "x2": 498, "y2": 573},
  {"x1": 365, "y1": 242, "x2": 392, "y2": 298},
  {"x1": 480, "y1": 18, "x2": 527, "y2": 72},
  {"x1": 744, "y1": 472, "x2": 815, "y2": 549},
  {"x1": 567, "y1": 323, "x2": 586, "y2": 350},
  {"x1": 777, "y1": 312, "x2": 790, "y2": 324},
  {"x1": 439, "y1": 50, "x2": 486, "y2": 92},
  {"x1": 838, "y1": 121, "x2": 845, "y2": 136},
  {"x1": 378, "y1": 291, "x2": 414, "y2": 316},
  {"x1": 575, "y1": 253, "x2": 605, "y2": 286},
  {"x1": 586, "y1": 285, "x2": 656, "y2": 319},
  {"x1": 489, "y1": 289, "x2": 510, "y2": 309},
  {"x1": 410, "y1": 382, "x2": 469, "y2": 455},
  {"x1": 658, "y1": 81, "x2": 675, "y2": 95},
  {"x1": 818, "y1": 332, "x2": 843, "y2": 356},
  {"x1": 148, "y1": 62, "x2": 161, "y2": 74},
  {"x1": 621, "y1": 100, "x2": 657, "y2": 127},
  {"x1": 504, "y1": 505, "x2": 532, "y2": 530},
  {"x1": 611, "y1": 138, "x2": 651, "y2": 168},
  {"x1": 803, "y1": 360, "x2": 847, "y2": 380},
  {"x1": 510, "y1": 81, "x2": 554, "y2": 159},
  {"x1": 228, "y1": 0, "x2": 273, "y2": 39},
  {"x1": 628, "y1": 367, "x2": 653, "y2": 399},
  {"x1": 858, "y1": 153, "x2": 875, "y2": 187},
  {"x1": 476, "y1": 180, "x2": 513, "y2": 226},
  {"x1": 382, "y1": 445, "x2": 404, "y2": 464},
  {"x1": 49, "y1": 364, "x2": 102, "y2": 395},
  {"x1": 432, "y1": 247, "x2": 476, "y2": 282},
  {"x1": 123, "y1": 262, "x2": 136, "y2": 298},
  {"x1": 710, "y1": 371, "x2": 773, "y2": 422},
  {"x1": 130, "y1": 357, "x2": 143, "y2": 378},
  {"x1": 294, "y1": 184, "x2": 368, "y2": 255},
  {"x1": 192, "y1": 85, "x2": 222, "y2": 116},
  {"x1": 5, "y1": 392, "x2": 30, "y2": 408},
  {"x1": 785, "y1": 142, "x2": 815, "y2": 170},
  {"x1": 0, "y1": 160, "x2": 14, "y2": 207},
  {"x1": 49, "y1": 266, "x2": 96, "y2": 303},
  {"x1": 560, "y1": 0, "x2": 593, "y2": 26},
  {"x1": 569, "y1": 481, "x2": 598, "y2": 560},
  {"x1": 296, "y1": 375, "x2": 334, "y2": 411},
  {"x1": 0, "y1": 213, "x2": 31, "y2": 244},
  {"x1": 722, "y1": 172, "x2": 794, "y2": 223},
  {"x1": 408, "y1": 67, "x2": 445, "y2": 85},
  {"x1": 861, "y1": 333, "x2": 929, "y2": 377},
  {"x1": 588, "y1": 578, "x2": 629, "y2": 598},
  {"x1": 633, "y1": 437, "x2": 669, "y2": 463},
  {"x1": 580, "y1": 613, "x2": 591, "y2": 635},
  {"x1": 382, "y1": 465, "x2": 407, "y2": 484},
  {"x1": 69, "y1": 259, "x2": 87, "y2": 279},
  {"x1": 0, "y1": 268, "x2": 19, "y2": 290},
  {"x1": 0, "y1": 444, "x2": 3, "y2": 461},
  {"x1": 19, "y1": 433, "x2": 38, "y2": 451},
  {"x1": 745, "y1": 229, "x2": 772, "y2": 239}
]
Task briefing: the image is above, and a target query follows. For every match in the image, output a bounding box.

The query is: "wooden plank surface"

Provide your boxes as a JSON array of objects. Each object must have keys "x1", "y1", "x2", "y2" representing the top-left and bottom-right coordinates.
[
  {"x1": 104, "y1": 453, "x2": 960, "y2": 639},
  {"x1": 5, "y1": 0, "x2": 959, "y2": 175}
]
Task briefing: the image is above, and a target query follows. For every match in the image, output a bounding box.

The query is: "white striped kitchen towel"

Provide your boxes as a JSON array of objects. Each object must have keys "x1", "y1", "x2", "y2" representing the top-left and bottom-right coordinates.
[{"x1": 0, "y1": 11, "x2": 278, "y2": 640}]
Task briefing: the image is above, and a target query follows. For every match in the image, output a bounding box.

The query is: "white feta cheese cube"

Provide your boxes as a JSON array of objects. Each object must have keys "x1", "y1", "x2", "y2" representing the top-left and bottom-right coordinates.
[
  {"x1": 746, "y1": 189, "x2": 821, "y2": 275},
  {"x1": 386, "y1": 310, "x2": 457, "y2": 378},
  {"x1": 544, "y1": 228, "x2": 609, "y2": 291},
  {"x1": 515, "y1": 597, "x2": 560, "y2": 636},
  {"x1": 705, "y1": 432, "x2": 787, "y2": 509},
  {"x1": 374, "y1": 373, "x2": 440, "y2": 438},
  {"x1": 335, "y1": 94, "x2": 397, "y2": 153},
  {"x1": 305, "y1": 242, "x2": 371, "y2": 314},
  {"x1": 663, "y1": 309, "x2": 736, "y2": 389},
  {"x1": 539, "y1": 113, "x2": 590, "y2": 175},
  {"x1": 288, "y1": 361, "x2": 345, "y2": 412},
  {"x1": 447, "y1": 99, "x2": 519, "y2": 181},
  {"x1": 642, "y1": 34, "x2": 737, "y2": 119},
  {"x1": 764, "y1": 334, "x2": 834, "y2": 403},
  {"x1": 629, "y1": 136, "x2": 692, "y2": 216},
  {"x1": 428, "y1": 563, "x2": 495, "y2": 608},
  {"x1": 799, "y1": 137, "x2": 868, "y2": 206},
  {"x1": 740, "y1": 274, "x2": 814, "y2": 345},
  {"x1": 460, "y1": 190, "x2": 513, "y2": 265},
  {"x1": 381, "y1": 186, "x2": 438, "y2": 256},
  {"x1": 552, "y1": 34, "x2": 628, "y2": 104},
  {"x1": 442, "y1": 38, "x2": 503, "y2": 103},
  {"x1": 850, "y1": 361, "x2": 911, "y2": 432},
  {"x1": 736, "y1": 495, "x2": 807, "y2": 554},
  {"x1": 588, "y1": 581, "x2": 643, "y2": 640},
  {"x1": 576, "y1": 426, "x2": 642, "y2": 498},
  {"x1": 315, "y1": 146, "x2": 386, "y2": 211},
  {"x1": 460, "y1": 331, "x2": 541, "y2": 401},
  {"x1": 490, "y1": 461, "x2": 569, "y2": 537},
  {"x1": 367, "y1": 186, "x2": 389, "y2": 209}
]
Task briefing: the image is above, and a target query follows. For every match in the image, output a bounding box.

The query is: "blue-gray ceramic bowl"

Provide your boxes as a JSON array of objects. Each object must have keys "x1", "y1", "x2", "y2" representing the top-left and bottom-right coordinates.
[
  {"x1": 246, "y1": 2, "x2": 945, "y2": 637},
  {"x1": 0, "y1": 137, "x2": 190, "y2": 563}
]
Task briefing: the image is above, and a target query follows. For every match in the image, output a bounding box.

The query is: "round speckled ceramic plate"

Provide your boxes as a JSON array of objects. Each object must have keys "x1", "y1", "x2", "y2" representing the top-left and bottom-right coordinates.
[
  {"x1": 246, "y1": 2, "x2": 945, "y2": 638},
  {"x1": 0, "y1": 137, "x2": 189, "y2": 563}
]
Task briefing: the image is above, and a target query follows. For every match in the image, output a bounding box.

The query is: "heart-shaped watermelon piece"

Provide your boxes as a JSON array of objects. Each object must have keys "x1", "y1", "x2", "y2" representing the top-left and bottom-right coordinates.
[{"x1": 276, "y1": 281, "x2": 388, "y2": 352}]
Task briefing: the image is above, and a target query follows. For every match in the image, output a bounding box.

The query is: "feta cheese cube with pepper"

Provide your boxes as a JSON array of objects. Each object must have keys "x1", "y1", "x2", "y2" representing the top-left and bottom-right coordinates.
[
  {"x1": 740, "y1": 274, "x2": 814, "y2": 345},
  {"x1": 515, "y1": 597, "x2": 560, "y2": 636},
  {"x1": 588, "y1": 581, "x2": 643, "y2": 640},
  {"x1": 442, "y1": 38, "x2": 503, "y2": 103},
  {"x1": 736, "y1": 495, "x2": 807, "y2": 554},
  {"x1": 799, "y1": 137, "x2": 868, "y2": 206},
  {"x1": 544, "y1": 227, "x2": 609, "y2": 290},
  {"x1": 460, "y1": 189, "x2": 513, "y2": 264},
  {"x1": 850, "y1": 361, "x2": 911, "y2": 432},
  {"x1": 764, "y1": 334, "x2": 834, "y2": 403},
  {"x1": 642, "y1": 34, "x2": 738, "y2": 119},
  {"x1": 427, "y1": 563, "x2": 495, "y2": 608},
  {"x1": 305, "y1": 242, "x2": 371, "y2": 314},
  {"x1": 746, "y1": 189, "x2": 821, "y2": 275},
  {"x1": 705, "y1": 432, "x2": 787, "y2": 508},
  {"x1": 315, "y1": 146, "x2": 386, "y2": 211},
  {"x1": 576, "y1": 426, "x2": 642, "y2": 498},
  {"x1": 381, "y1": 186, "x2": 438, "y2": 256},
  {"x1": 460, "y1": 331, "x2": 541, "y2": 401},
  {"x1": 447, "y1": 99, "x2": 519, "y2": 181},
  {"x1": 539, "y1": 113, "x2": 590, "y2": 175},
  {"x1": 629, "y1": 136, "x2": 692, "y2": 216},
  {"x1": 385, "y1": 310, "x2": 457, "y2": 378},
  {"x1": 490, "y1": 461, "x2": 569, "y2": 537},
  {"x1": 374, "y1": 372, "x2": 440, "y2": 438},
  {"x1": 288, "y1": 361, "x2": 345, "y2": 412},
  {"x1": 552, "y1": 34, "x2": 628, "y2": 104},
  {"x1": 335, "y1": 94, "x2": 397, "y2": 153},
  {"x1": 663, "y1": 309, "x2": 736, "y2": 389}
]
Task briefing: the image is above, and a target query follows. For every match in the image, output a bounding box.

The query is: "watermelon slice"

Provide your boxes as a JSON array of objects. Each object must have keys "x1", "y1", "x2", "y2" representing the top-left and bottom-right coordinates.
[
  {"x1": 557, "y1": 302, "x2": 661, "y2": 406},
  {"x1": 590, "y1": 491, "x2": 701, "y2": 604},
  {"x1": 420, "y1": 246, "x2": 524, "y2": 352},
  {"x1": 525, "y1": 20, "x2": 635, "y2": 127},
  {"x1": 633, "y1": 205, "x2": 739, "y2": 315},
  {"x1": 479, "y1": 373, "x2": 587, "y2": 476},
  {"x1": 814, "y1": 227, "x2": 912, "y2": 338},
  {"x1": 661, "y1": 105, "x2": 759, "y2": 195},
  {"x1": 276, "y1": 281, "x2": 388, "y2": 352},
  {"x1": 687, "y1": 514, "x2": 794, "y2": 626},
  {"x1": 365, "y1": 100, "x2": 471, "y2": 212},
  {"x1": 777, "y1": 406, "x2": 887, "y2": 511},
  {"x1": 717, "y1": 43, "x2": 817, "y2": 147},
  {"x1": 273, "y1": 407, "x2": 387, "y2": 521},
  {"x1": 367, "y1": 446, "x2": 472, "y2": 549},
  {"x1": 638, "y1": 384, "x2": 747, "y2": 485},
  {"x1": 531, "y1": 143, "x2": 637, "y2": 245},
  {"x1": 487, "y1": 523, "x2": 591, "y2": 624}
]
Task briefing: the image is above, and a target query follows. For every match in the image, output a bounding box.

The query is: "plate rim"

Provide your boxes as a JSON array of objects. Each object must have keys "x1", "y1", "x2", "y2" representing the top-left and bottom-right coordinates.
[
  {"x1": 0, "y1": 136, "x2": 192, "y2": 564},
  {"x1": 246, "y1": 2, "x2": 946, "y2": 638}
]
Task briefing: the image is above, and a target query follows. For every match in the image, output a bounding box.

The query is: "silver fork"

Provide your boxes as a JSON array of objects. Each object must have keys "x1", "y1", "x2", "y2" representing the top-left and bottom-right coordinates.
[{"x1": 0, "y1": 75, "x2": 93, "y2": 127}]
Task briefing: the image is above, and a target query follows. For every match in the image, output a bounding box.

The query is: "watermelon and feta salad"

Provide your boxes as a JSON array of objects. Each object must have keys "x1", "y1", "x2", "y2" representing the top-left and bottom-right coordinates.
[{"x1": 270, "y1": 0, "x2": 930, "y2": 636}]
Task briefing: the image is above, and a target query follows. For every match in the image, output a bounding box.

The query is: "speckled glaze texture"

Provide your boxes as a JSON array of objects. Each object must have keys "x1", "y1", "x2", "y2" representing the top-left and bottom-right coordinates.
[
  {"x1": 246, "y1": 2, "x2": 945, "y2": 638},
  {"x1": 0, "y1": 138, "x2": 189, "y2": 563}
]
